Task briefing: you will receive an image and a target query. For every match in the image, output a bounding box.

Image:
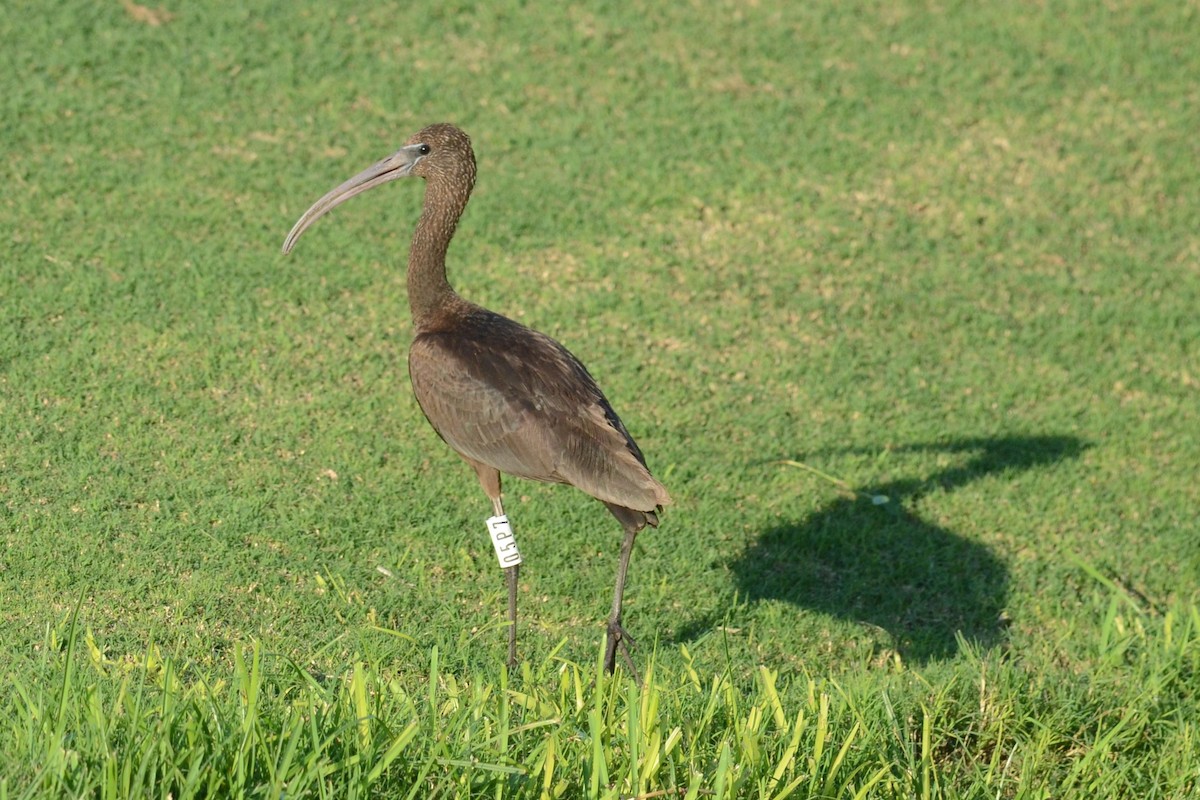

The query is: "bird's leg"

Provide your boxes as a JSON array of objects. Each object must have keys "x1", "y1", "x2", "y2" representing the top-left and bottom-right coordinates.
[
  {"x1": 604, "y1": 524, "x2": 640, "y2": 680},
  {"x1": 489, "y1": 495, "x2": 520, "y2": 669},
  {"x1": 473, "y1": 462, "x2": 521, "y2": 670}
]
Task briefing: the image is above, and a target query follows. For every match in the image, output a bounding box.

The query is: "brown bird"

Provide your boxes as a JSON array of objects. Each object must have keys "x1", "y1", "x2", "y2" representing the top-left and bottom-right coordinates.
[{"x1": 282, "y1": 123, "x2": 670, "y2": 674}]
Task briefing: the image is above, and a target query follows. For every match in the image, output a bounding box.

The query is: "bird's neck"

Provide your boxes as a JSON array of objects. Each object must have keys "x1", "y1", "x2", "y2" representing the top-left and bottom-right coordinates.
[{"x1": 407, "y1": 180, "x2": 470, "y2": 331}]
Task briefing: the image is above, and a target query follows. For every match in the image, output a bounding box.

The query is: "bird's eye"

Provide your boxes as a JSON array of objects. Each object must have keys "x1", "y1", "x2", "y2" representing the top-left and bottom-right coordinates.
[{"x1": 417, "y1": 144, "x2": 431, "y2": 155}]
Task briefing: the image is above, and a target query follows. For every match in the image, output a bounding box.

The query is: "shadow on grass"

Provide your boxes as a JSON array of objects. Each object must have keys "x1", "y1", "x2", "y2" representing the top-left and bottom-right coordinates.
[{"x1": 679, "y1": 435, "x2": 1088, "y2": 664}]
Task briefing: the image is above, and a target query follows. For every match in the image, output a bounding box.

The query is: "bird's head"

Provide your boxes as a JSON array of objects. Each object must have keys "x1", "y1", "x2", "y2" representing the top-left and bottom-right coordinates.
[{"x1": 282, "y1": 122, "x2": 476, "y2": 254}]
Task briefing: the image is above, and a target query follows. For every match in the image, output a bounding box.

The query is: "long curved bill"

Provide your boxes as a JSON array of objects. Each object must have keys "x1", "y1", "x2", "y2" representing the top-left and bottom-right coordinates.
[{"x1": 282, "y1": 144, "x2": 425, "y2": 254}]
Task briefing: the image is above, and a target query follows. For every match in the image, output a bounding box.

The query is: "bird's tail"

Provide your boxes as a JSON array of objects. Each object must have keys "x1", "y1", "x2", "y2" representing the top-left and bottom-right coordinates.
[{"x1": 603, "y1": 502, "x2": 662, "y2": 533}]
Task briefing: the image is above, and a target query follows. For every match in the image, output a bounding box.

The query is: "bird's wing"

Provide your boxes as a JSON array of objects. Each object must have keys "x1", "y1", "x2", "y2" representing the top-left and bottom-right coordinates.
[{"x1": 408, "y1": 310, "x2": 670, "y2": 512}]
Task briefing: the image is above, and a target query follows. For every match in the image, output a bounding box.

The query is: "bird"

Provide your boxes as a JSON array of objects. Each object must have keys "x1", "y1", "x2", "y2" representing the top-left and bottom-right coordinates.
[{"x1": 282, "y1": 123, "x2": 670, "y2": 674}]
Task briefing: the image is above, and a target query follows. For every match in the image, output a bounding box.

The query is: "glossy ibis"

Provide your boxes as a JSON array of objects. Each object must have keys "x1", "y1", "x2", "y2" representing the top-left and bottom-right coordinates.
[{"x1": 282, "y1": 123, "x2": 670, "y2": 673}]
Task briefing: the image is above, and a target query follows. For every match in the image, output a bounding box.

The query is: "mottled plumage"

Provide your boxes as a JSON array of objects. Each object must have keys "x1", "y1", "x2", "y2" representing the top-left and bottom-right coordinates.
[{"x1": 283, "y1": 123, "x2": 669, "y2": 674}]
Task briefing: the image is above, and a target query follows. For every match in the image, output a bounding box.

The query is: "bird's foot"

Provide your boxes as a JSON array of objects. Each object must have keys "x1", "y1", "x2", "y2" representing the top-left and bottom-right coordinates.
[{"x1": 603, "y1": 620, "x2": 640, "y2": 682}]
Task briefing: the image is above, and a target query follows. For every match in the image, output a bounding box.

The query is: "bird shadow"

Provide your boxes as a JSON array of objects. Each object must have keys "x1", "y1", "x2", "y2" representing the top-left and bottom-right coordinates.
[{"x1": 676, "y1": 434, "x2": 1088, "y2": 664}]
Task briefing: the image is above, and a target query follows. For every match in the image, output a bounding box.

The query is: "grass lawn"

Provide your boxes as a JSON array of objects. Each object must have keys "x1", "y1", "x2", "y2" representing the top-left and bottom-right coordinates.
[{"x1": 2, "y1": 0, "x2": 1198, "y2": 796}]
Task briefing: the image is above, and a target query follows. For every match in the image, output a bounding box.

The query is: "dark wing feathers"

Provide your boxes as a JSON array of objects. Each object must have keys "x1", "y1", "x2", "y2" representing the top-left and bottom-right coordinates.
[{"x1": 408, "y1": 308, "x2": 670, "y2": 513}]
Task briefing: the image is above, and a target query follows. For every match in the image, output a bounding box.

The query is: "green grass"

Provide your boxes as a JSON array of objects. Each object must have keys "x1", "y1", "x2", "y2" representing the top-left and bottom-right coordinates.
[{"x1": 2, "y1": 0, "x2": 1199, "y2": 795}]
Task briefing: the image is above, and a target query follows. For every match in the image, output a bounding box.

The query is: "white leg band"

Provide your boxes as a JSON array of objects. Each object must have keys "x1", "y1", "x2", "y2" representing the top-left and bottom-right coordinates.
[{"x1": 486, "y1": 515, "x2": 522, "y2": 568}]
